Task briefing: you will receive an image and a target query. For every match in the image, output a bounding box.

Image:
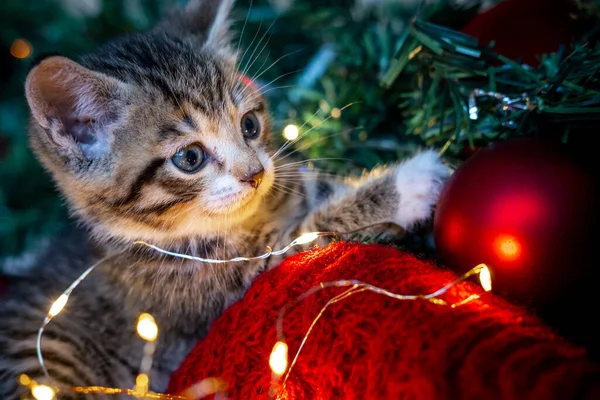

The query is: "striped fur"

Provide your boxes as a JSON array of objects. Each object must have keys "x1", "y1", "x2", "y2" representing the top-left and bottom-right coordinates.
[{"x1": 0, "y1": 0, "x2": 450, "y2": 398}]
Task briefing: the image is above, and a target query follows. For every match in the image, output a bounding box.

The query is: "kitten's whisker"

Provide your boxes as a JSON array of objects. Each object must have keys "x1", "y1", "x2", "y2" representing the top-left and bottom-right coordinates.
[
  {"x1": 275, "y1": 169, "x2": 339, "y2": 176},
  {"x1": 277, "y1": 101, "x2": 360, "y2": 166},
  {"x1": 244, "y1": 70, "x2": 301, "y2": 104},
  {"x1": 275, "y1": 173, "x2": 338, "y2": 179},
  {"x1": 235, "y1": 0, "x2": 253, "y2": 55},
  {"x1": 240, "y1": 32, "x2": 273, "y2": 82},
  {"x1": 275, "y1": 132, "x2": 349, "y2": 164},
  {"x1": 237, "y1": 18, "x2": 263, "y2": 77},
  {"x1": 246, "y1": 49, "x2": 304, "y2": 93},
  {"x1": 271, "y1": 107, "x2": 325, "y2": 160},
  {"x1": 274, "y1": 158, "x2": 351, "y2": 170},
  {"x1": 245, "y1": 84, "x2": 296, "y2": 102},
  {"x1": 272, "y1": 180, "x2": 303, "y2": 191},
  {"x1": 257, "y1": 70, "x2": 302, "y2": 96},
  {"x1": 273, "y1": 101, "x2": 360, "y2": 160},
  {"x1": 271, "y1": 182, "x2": 307, "y2": 199},
  {"x1": 239, "y1": 15, "x2": 279, "y2": 80},
  {"x1": 275, "y1": 176, "x2": 339, "y2": 183},
  {"x1": 243, "y1": 49, "x2": 271, "y2": 90},
  {"x1": 238, "y1": 52, "x2": 273, "y2": 99}
]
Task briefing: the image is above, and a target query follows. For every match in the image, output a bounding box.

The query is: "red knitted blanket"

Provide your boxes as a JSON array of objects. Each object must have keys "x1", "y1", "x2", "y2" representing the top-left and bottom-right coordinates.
[{"x1": 167, "y1": 242, "x2": 600, "y2": 399}]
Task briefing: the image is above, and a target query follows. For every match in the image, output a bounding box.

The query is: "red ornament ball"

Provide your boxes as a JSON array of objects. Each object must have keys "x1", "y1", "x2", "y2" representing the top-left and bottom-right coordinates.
[
  {"x1": 167, "y1": 243, "x2": 600, "y2": 399},
  {"x1": 460, "y1": 0, "x2": 574, "y2": 67},
  {"x1": 434, "y1": 139, "x2": 598, "y2": 306}
]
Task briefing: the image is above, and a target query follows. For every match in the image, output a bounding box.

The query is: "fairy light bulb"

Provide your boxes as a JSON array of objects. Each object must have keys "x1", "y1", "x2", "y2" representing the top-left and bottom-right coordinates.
[
  {"x1": 10, "y1": 38, "x2": 32, "y2": 59},
  {"x1": 133, "y1": 373, "x2": 150, "y2": 397},
  {"x1": 283, "y1": 124, "x2": 299, "y2": 141},
  {"x1": 478, "y1": 264, "x2": 492, "y2": 292},
  {"x1": 31, "y1": 384, "x2": 56, "y2": 400},
  {"x1": 295, "y1": 232, "x2": 321, "y2": 245},
  {"x1": 48, "y1": 294, "x2": 69, "y2": 318},
  {"x1": 137, "y1": 313, "x2": 158, "y2": 342},
  {"x1": 269, "y1": 341, "x2": 289, "y2": 376},
  {"x1": 136, "y1": 373, "x2": 149, "y2": 388}
]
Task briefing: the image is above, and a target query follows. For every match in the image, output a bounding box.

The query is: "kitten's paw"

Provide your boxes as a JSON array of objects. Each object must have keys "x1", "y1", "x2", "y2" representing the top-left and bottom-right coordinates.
[{"x1": 394, "y1": 150, "x2": 451, "y2": 230}]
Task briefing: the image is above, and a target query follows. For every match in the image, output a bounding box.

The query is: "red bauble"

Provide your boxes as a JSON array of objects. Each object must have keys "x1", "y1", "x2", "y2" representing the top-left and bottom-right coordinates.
[
  {"x1": 461, "y1": 0, "x2": 574, "y2": 66},
  {"x1": 434, "y1": 139, "x2": 598, "y2": 307},
  {"x1": 167, "y1": 243, "x2": 600, "y2": 399}
]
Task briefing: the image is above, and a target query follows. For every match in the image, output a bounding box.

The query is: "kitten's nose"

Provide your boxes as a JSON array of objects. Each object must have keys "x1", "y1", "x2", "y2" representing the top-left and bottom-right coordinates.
[{"x1": 241, "y1": 167, "x2": 265, "y2": 189}]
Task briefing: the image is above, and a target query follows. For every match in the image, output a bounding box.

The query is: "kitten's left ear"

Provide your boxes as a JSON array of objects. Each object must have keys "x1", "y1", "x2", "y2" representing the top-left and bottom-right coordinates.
[{"x1": 26, "y1": 56, "x2": 129, "y2": 159}]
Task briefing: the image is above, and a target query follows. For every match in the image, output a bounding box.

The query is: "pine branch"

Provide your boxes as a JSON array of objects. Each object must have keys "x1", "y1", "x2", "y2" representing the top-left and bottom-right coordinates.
[{"x1": 382, "y1": 17, "x2": 600, "y2": 156}]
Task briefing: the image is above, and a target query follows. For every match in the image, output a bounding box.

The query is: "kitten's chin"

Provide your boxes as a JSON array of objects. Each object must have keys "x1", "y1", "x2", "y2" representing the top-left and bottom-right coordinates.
[{"x1": 209, "y1": 188, "x2": 265, "y2": 219}]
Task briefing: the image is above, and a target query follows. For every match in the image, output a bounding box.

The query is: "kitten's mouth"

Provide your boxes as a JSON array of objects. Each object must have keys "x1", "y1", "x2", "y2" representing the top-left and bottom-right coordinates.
[{"x1": 208, "y1": 170, "x2": 273, "y2": 217}]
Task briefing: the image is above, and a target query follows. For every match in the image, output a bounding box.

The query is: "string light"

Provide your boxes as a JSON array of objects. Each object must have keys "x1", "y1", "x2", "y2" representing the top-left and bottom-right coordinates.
[
  {"x1": 28, "y1": 252, "x2": 189, "y2": 400},
  {"x1": 18, "y1": 376, "x2": 56, "y2": 400},
  {"x1": 269, "y1": 341, "x2": 289, "y2": 376},
  {"x1": 135, "y1": 313, "x2": 159, "y2": 397},
  {"x1": 30, "y1": 229, "x2": 345, "y2": 399},
  {"x1": 133, "y1": 231, "x2": 337, "y2": 264},
  {"x1": 269, "y1": 263, "x2": 493, "y2": 396},
  {"x1": 36, "y1": 254, "x2": 119, "y2": 380},
  {"x1": 48, "y1": 294, "x2": 68, "y2": 318},
  {"x1": 282, "y1": 124, "x2": 300, "y2": 140},
  {"x1": 30, "y1": 223, "x2": 493, "y2": 400},
  {"x1": 293, "y1": 232, "x2": 321, "y2": 245},
  {"x1": 137, "y1": 313, "x2": 159, "y2": 342},
  {"x1": 31, "y1": 383, "x2": 56, "y2": 400},
  {"x1": 478, "y1": 264, "x2": 492, "y2": 292},
  {"x1": 19, "y1": 374, "x2": 189, "y2": 400}
]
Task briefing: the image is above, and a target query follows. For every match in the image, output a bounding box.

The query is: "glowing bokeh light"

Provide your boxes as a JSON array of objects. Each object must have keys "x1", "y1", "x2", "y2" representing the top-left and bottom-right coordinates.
[
  {"x1": 494, "y1": 235, "x2": 521, "y2": 262},
  {"x1": 136, "y1": 313, "x2": 158, "y2": 342},
  {"x1": 10, "y1": 39, "x2": 32, "y2": 59},
  {"x1": 48, "y1": 294, "x2": 69, "y2": 318},
  {"x1": 478, "y1": 264, "x2": 492, "y2": 292},
  {"x1": 283, "y1": 124, "x2": 299, "y2": 141},
  {"x1": 295, "y1": 232, "x2": 320, "y2": 245},
  {"x1": 269, "y1": 341, "x2": 289, "y2": 376},
  {"x1": 31, "y1": 384, "x2": 56, "y2": 400}
]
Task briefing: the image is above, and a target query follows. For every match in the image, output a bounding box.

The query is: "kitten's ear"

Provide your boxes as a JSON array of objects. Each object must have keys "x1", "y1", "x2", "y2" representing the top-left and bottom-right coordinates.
[
  {"x1": 178, "y1": 0, "x2": 235, "y2": 50},
  {"x1": 26, "y1": 56, "x2": 127, "y2": 159}
]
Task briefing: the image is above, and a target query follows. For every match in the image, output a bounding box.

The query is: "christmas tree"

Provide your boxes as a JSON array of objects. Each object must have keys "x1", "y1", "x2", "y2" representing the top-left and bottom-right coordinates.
[{"x1": 2, "y1": 0, "x2": 599, "y2": 268}]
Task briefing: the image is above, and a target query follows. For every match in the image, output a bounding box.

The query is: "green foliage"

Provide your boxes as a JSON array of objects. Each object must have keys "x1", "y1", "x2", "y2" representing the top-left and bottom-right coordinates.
[
  {"x1": 0, "y1": 0, "x2": 173, "y2": 259},
  {"x1": 381, "y1": 17, "x2": 600, "y2": 160}
]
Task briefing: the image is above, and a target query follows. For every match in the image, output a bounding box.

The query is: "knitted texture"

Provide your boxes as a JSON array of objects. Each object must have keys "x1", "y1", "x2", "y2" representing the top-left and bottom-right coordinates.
[{"x1": 167, "y1": 242, "x2": 600, "y2": 399}]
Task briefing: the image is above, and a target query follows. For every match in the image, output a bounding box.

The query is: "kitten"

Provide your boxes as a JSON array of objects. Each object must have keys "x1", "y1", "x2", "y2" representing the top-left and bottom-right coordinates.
[{"x1": 0, "y1": 0, "x2": 450, "y2": 398}]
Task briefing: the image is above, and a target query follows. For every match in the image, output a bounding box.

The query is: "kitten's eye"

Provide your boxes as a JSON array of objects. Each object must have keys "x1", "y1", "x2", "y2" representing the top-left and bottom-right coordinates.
[
  {"x1": 171, "y1": 144, "x2": 205, "y2": 173},
  {"x1": 241, "y1": 111, "x2": 260, "y2": 139}
]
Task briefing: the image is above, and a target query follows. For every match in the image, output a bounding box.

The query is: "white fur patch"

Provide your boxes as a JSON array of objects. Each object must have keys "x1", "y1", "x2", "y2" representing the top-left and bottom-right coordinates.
[{"x1": 394, "y1": 150, "x2": 451, "y2": 229}]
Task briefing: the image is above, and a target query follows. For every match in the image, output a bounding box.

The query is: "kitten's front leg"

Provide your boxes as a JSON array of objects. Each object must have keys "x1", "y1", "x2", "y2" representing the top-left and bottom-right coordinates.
[
  {"x1": 288, "y1": 150, "x2": 451, "y2": 243},
  {"x1": 390, "y1": 149, "x2": 452, "y2": 229}
]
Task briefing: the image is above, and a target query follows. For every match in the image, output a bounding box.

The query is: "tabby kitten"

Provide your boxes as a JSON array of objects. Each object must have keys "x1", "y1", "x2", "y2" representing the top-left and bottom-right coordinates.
[{"x1": 0, "y1": 0, "x2": 450, "y2": 398}]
